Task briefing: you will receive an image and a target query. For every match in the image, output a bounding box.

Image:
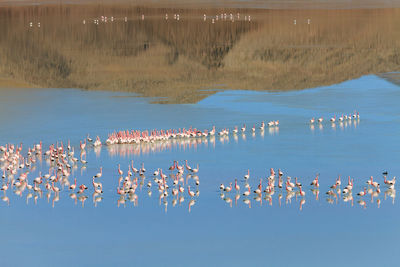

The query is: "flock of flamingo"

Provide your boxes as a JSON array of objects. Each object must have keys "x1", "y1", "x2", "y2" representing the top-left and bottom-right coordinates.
[
  {"x1": 0, "y1": 139, "x2": 202, "y2": 211},
  {"x1": 1, "y1": 112, "x2": 385, "y2": 212},
  {"x1": 104, "y1": 121, "x2": 279, "y2": 146},
  {"x1": 88, "y1": 12, "x2": 253, "y2": 25},
  {"x1": 29, "y1": 11, "x2": 254, "y2": 28},
  {"x1": 310, "y1": 111, "x2": 360, "y2": 124},
  {"x1": 115, "y1": 159, "x2": 200, "y2": 212},
  {"x1": 220, "y1": 168, "x2": 395, "y2": 210}
]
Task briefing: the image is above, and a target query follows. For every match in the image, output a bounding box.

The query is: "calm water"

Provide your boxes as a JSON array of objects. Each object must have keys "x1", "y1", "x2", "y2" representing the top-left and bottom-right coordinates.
[{"x1": 0, "y1": 74, "x2": 399, "y2": 266}]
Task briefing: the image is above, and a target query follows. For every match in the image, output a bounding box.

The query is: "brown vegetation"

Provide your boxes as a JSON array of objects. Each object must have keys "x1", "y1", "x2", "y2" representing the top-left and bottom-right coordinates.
[{"x1": 0, "y1": 5, "x2": 399, "y2": 103}]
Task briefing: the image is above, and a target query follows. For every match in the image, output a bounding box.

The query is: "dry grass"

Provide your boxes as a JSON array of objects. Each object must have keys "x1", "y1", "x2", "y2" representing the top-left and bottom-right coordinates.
[
  {"x1": 1, "y1": 0, "x2": 399, "y2": 9},
  {"x1": 0, "y1": 5, "x2": 399, "y2": 102}
]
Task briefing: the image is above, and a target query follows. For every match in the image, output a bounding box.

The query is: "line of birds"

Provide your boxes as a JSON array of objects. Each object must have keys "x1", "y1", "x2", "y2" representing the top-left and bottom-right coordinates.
[
  {"x1": 219, "y1": 168, "x2": 396, "y2": 210},
  {"x1": 30, "y1": 11, "x2": 255, "y2": 28},
  {"x1": 310, "y1": 111, "x2": 360, "y2": 124},
  {"x1": 84, "y1": 12, "x2": 252, "y2": 25},
  {"x1": 105, "y1": 121, "x2": 279, "y2": 146}
]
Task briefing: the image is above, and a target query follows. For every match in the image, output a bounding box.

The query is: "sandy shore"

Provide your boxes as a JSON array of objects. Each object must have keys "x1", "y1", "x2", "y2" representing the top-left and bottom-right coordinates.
[{"x1": 0, "y1": 77, "x2": 35, "y2": 89}]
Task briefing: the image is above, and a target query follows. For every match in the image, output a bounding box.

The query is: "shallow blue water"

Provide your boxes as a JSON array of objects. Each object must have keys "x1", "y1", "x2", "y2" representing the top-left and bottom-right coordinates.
[{"x1": 0, "y1": 75, "x2": 399, "y2": 266}]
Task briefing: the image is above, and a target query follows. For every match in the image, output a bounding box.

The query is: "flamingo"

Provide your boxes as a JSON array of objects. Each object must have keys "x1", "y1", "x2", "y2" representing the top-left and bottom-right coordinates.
[
  {"x1": 299, "y1": 186, "x2": 306, "y2": 197},
  {"x1": 336, "y1": 175, "x2": 341, "y2": 186},
  {"x1": 233, "y1": 126, "x2": 238, "y2": 134},
  {"x1": 371, "y1": 178, "x2": 379, "y2": 188},
  {"x1": 69, "y1": 178, "x2": 77, "y2": 190},
  {"x1": 344, "y1": 176, "x2": 353, "y2": 191},
  {"x1": 94, "y1": 187, "x2": 103, "y2": 194},
  {"x1": 278, "y1": 177, "x2": 283, "y2": 188},
  {"x1": 384, "y1": 176, "x2": 396, "y2": 186},
  {"x1": 153, "y1": 168, "x2": 159, "y2": 176},
  {"x1": 118, "y1": 164, "x2": 123, "y2": 176},
  {"x1": 132, "y1": 161, "x2": 139, "y2": 173},
  {"x1": 80, "y1": 140, "x2": 86, "y2": 150},
  {"x1": 295, "y1": 177, "x2": 302, "y2": 188},
  {"x1": 45, "y1": 182, "x2": 51, "y2": 191},
  {"x1": 310, "y1": 174, "x2": 319, "y2": 187},
  {"x1": 169, "y1": 161, "x2": 176, "y2": 171},
  {"x1": 220, "y1": 184, "x2": 225, "y2": 191},
  {"x1": 1, "y1": 182, "x2": 9, "y2": 191},
  {"x1": 243, "y1": 187, "x2": 250, "y2": 196},
  {"x1": 93, "y1": 167, "x2": 102, "y2": 178},
  {"x1": 80, "y1": 154, "x2": 88, "y2": 164},
  {"x1": 191, "y1": 164, "x2": 199, "y2": 173},
  {"x1": 285, "y1": 184, "x2": 293, "y2": 192},
  {"x1": 367, "y1": 176, "x2": 379, "y2": 187},
  {"x1": 92, "y1": 178, "x2": 102, "y2": 189},
  {"x1": 140, "y1": 163, "x2": 146, "y2": 173},
  {"x1": 77, "y1": 184, "x2": 88, "y2": 194},
  {"x1": 357, "y1": 187, "x2": 367, "y2": 196},
  {"x1": 318, "y1": 117, "x2": 323, "y2": 123},
  {"x1": 244, "y1": 169, "x2": 250, "y2": 180},
  {"x1": 241, "y1": 124, "x2": 246, "y2": 132},
  {"x1": 187, "y1": 186, "x2": 195, "y2": 198},
  {"x1": 310, "y1": 118, "x2": 315, "y2": 124},
  {"x1": 287, "y1": 177, "x2": 295, "y2": 188},
  {"x1": 254, "y1": 179, "x2": 262, "y2": 194},
  {"x1": 234, "y1": 179, "x2": 240, "y2": 191},
  {"x1": 93, "y1": 136, "x2": 101, "y2": 147},
  {"x1": 127, "y1": 166, "x2": 133, "y2": 177},
  {"x1": 52, "y1": 183, "x2": 60, "y2": 193},
  {"x1": 33, "y1": 172, "x2": 42, "y2": 184},
  {"x1": 117, "y1": 187, "x2": 125, "y2": 195},
  {"x1": 342, "y1": 188, "x2": 351, "y2": 194},
  {"x1": 179, "y1": 185, "x2": 184, "y2": 194},
  {"x1": 185, "y1": 160, "x2": 192, "y2": 172},
  {"x1": 172, "y1": 188, "x2": 178, "y2": 196},
  {"x1": 224, "y1": 183, "x2": 232, "y2": 192},
  {"x1": 176, "y1": 161, "x2": 184, "y2": 172}
]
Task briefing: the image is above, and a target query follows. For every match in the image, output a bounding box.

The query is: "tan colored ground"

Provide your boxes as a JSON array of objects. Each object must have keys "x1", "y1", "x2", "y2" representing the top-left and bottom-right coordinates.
[
  {"x1": 0, "y1": 0, "x2": 399, "y2": 9},
  {"x1": 0, "y1": 5, "x2": 399, "y2": 102},
  {"x1": 0, "y1": 77, "x2": 35, "y2": 88}
]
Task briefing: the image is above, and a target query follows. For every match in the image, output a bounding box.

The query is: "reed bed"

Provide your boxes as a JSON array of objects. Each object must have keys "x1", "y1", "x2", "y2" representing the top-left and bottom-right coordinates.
[{"x1": 0, "y1": 5, "x2": 399, "y2": 103}]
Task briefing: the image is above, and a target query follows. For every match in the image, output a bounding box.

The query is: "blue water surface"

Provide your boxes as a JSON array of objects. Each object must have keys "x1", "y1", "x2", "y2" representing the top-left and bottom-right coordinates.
[{"x1": 0, "y1": 75, "x2": 399, "y2": 267}]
